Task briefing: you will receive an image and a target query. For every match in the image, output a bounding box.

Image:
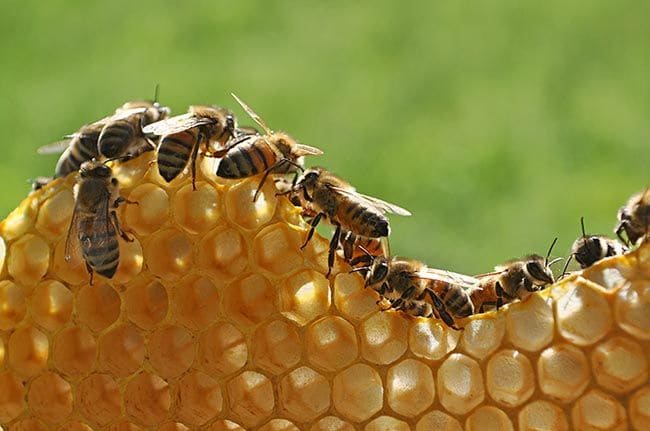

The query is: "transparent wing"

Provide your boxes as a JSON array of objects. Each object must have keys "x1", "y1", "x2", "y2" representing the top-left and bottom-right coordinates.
[
  {"x1": 110, "y1": 107, "x2": 148, "y2": 121},
  {"x1": 413, "y1": 267, "x2": 481, "y2": 290},
  {"x1": 231, "y1": 93, "x2": 272, "y2": 135},
  {"x1": 330, "y1": 186, "x2": 411, "y2": 216},
  {"x1": 64, "y1": 198, "x2": 85, "y2": 262},
  {"x1": 37, "y1": 138, "x2": 73, "y2": 155},
  {"x1": 142, "y1": 113, "x2": 214, "y2": 135},
  {"x1": 295, "y1": 143, "x2": 324, "y2": 156}
]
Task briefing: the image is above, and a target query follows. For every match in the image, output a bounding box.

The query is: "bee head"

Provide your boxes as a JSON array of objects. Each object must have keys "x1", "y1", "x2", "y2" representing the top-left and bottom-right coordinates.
[
  {"x1": 79, "y1": 160, "x2": 112, "y2": 179},
  {"x1": 366, "y1": 256, "x2": 390, "y2": 286},
  {"x1": 524, "y1": 257, "x2": 555, "y2": 286},
  {"x1": 299, "y1": 168, "x2": 322, "y2": 189}
]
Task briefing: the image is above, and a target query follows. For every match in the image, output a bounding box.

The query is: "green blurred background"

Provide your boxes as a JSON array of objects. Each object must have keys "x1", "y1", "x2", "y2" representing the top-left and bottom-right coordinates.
[{"x1": 0, "y1": 1, "x2": 648, "y2": 274}]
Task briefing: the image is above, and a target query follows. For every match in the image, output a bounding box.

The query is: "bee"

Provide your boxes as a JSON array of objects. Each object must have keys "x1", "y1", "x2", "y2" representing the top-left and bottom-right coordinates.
[
  {"x1": 142, "y1": 105, "x2": 237, "y2": 189},
  {"x1": 215, "y1": 94, "x2": 323, "y2": 200},
  {"x1": 29, "y1": 176, "x2": 53, "y2": 192},
  {"x1": 615, "y1": 189, "x2": 650, "y2": 246},
  {"x1": 569, "y1": 217, "x2": 627, "y2": 269},
  {"x1": 38, "y1": 121, "x2": 104, "y2": 178},
  {"x1": 65, "y1": 159, "x2": 134, "y2": 284}
]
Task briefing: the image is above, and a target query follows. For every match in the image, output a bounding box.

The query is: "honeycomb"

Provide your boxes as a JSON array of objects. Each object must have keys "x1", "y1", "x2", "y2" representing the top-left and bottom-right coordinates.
[{"x1": 0, "y1": 152, "x2": 649, "y2": 430}]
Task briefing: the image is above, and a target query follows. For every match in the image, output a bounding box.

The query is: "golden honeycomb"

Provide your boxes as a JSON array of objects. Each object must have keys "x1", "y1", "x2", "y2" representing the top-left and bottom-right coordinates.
[{"x1": 0, "y1": 152, "x2": 649, "y2": 430}]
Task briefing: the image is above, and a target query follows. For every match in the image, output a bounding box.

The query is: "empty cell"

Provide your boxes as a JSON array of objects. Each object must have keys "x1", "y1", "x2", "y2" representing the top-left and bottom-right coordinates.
[
  {"x1": 52, "y1": 326, "x2": 96, "y2": 377},
  {"x1": 365, "y1": 416, "x2": 410, "y2": 431},
  {"x1": 254, "y1": 223, "x2": 303, "y2": 275},
  {"x1": 76, "y1": 374, "x2": 121, "y2": 427},
  {"x1": 278, "y1": 366, "x2": 331, "y2": 422},
  {"x1": 35, "y1": 188, "x2": 74, "y2": 239},
  {"x1": 98, "y1": 324, "x2": 146, "y2": 377},
  {"x1": 144, "y1": 228, "x2": 193, "y2": 280},
  {"x1": 124, "y1": 278, "x2": 169, "y2": 330},
  {"x1": 76, "y1": 282, "x2": 120, "y2": 332},
  {"x1": 0, "y1": 371, "x2": 24, "y2": 423},
  {"x1": 148, "y1": 325, "x2": 195, "y2": 379},
  {"x1": 416, "y1": 410, "x2": 463, "y2": 431},
  {"x1": 279, "y1": 269, "x2": 331, "y2": 325},
  {"x1": 124, "y1": 372, "x2": 171, "y2": 426},
  {"x1": 197, "y1": 227, "x2": 248, "y2": 281},
  {"x1": 333, "y1": 273, "x2": 378, "y2": 322},
  {"x1": 222, "y1": 272, "x2": 276, "y2": 327},
  {"x1": 27, "y1": 371, "x2": 73, "y2": 423},
  {"x1": 199, "y1": 322, "x2": 248, "y2": 376},
  {"x1": 172, "y1": 275, "x2": 220, "y2": 330},
  {"x1": 226, "y1": 178, "x2": 277, "y2": 230},
  {"x1": 30, "y1": 280, "x2": 73, "y2": 332},
  {"x1": 7, "y1": 234, "x2": 49, "y2": 286},
  {"x1": 465, "y1": 406, "x2": 513, "y2": 431},
  {"x1": 177, "y1": 371, "x2": 223, "y2": 426},
  {"x1": 0, "y1": 280, "x2": 26, "y2": 330},
  {"x1": 310, "y1": 416, "x2": 355, "y2": 431},
  {"x1": 205, "y1": 420, "x2": 246, "y2": 431},
  {"x1": 173, "y1": 181, "x2": 221, "y2": 233},
  {"x1": 227, "y1": 371, "x2": 275, "y2": 428},
  {"x1": 253, "y1": 319, "x2": 301, "y2": 375},
  {"x1": 123, "y1": 182, "x2": 170, "y2": 235},
  {"x1": 258, "y1": 419, "x2": 299, "y2": 431},
  {"x1": 112, "y1": 236, "x2": 144, "y2": 284},
  {"x1": 629, "y1": 385, "x2": 650, "y2": 431},
  {"x1": 8, "y1": 325, "x2": 49, "y2": 378}
]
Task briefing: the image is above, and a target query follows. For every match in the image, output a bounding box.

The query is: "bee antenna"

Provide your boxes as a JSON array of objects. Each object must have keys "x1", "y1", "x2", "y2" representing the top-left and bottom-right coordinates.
[
  {"x1": 559, "y1": 254, "x2": 573, "y2": 280},
  {"x1": 545, "y1": 237, "x2": 558, "y2": 267},
  {"x1": 153, "y1": 84, "x2": 160, "y2": 104},
  {"x1": 104, "y1": 155, "x2": 131, "y2": 164},
  {"x1": 548, "y1": 257, "x2": 564, "y2": 268},
  {"x1": 357, "y1": 245, "x2": 372, "y2": 257},
  {"x1": 349, "y1": 267, "x2": 368, "y2": 274},
  {"x1": 231, "y1": 93, "x2": 272, "y2": 136},
  {"x1": 580, "y1": 216, "x2": 587, "y2": 239}
]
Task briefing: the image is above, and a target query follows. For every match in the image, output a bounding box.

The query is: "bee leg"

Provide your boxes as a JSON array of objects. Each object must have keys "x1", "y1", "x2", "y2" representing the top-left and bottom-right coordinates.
[
  {"x1": 495, "y1": 282, "x2": 505, "y2": 310},
  {"x1": 349, "y1": 255, "x2": 374, "y2": 267},
  {"x1": 114, "y1": 196, "x2": 139, "y2": 207},
  {"x1": 190, "y1": 132, "x2": 204, "y2": 191},
  {"x1": 326, "y1": 224, "x2": 342, "y2": 277},
  {"x1": 615, "y1": 221, "x2": 630, "y2": 247},
  {"x1": 301, "y1": 213, "x2": 324, "y2": 249},
  {"x1": 111, "y1": 210, "x2": 135, "y2": 242},
  {"x1": 86, "y1": 262, "x2": 94, "y2": 286}
]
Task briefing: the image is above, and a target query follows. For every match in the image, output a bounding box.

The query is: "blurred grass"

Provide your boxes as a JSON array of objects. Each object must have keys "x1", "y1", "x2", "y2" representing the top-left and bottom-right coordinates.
[{"x1": 0, "y1": 0, "x2": 648, "y2": 274}]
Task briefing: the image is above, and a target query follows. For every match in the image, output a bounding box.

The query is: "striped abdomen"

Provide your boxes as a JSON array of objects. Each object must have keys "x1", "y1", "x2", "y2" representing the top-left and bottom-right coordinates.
[
  {"x1": 54, "y1": 132, "x2": 100, "y2": 178},
  {"x1": 78, "y1": 214, "x2": 119, "y2": 278},
  {"x1": 157, "y1": 130, "x2": 197, "y2": 182},
  {"x1": 217, "y1": 138, "x2": 278, "y2": 179},
  {"x1": 98, "y1": 119, "x2": 137, "y2": 159},
  {"x1": 335, "y1": 198, "x2": 389, "y2": 238},
  {"x1": 342, "y1": 231, "x2": 386, "y2": 262},
  {"x1": 433, "y1": 282, "x2": 475, "y2": 319}
]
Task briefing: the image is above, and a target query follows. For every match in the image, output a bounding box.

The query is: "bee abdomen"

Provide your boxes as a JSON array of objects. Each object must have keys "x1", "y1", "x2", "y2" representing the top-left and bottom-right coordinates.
[
  {"x1": 157, "y1": 131, "x2": 195, "y2": 182},
  {"x1": 79, "y1": 231, "x2": 120, "y2": 279},
  {"x1": 98, "y1": 120, "x2": 136, "y2": 158},
  {"x1": 341, "y1": 203, "x2": 389, "y2": 238},
  {"x1": 217, "y1": 140, "x2": 274, "y2": 179},
  {"x1": 55, "y1": 136, "x2": 100, "y2": 178}
]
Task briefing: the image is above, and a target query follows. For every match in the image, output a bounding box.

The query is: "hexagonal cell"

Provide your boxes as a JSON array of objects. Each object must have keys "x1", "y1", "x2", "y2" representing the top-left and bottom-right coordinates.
[
  {"x1": 630, "y1": 385, "x2": 650, "y2": 431},
  {"x1": 572, "y1": 389, "x2": 628, "y2": 431},
  {"x1": 27, "y1": 371, "x2": 72, "y2": 423},
  {"x1": 144, "y1": 228, "x2": 193, "y2": 280},
  {"x1": 416, "y1": 410, "x2": 463, "y2": 431},
  {"x1": 197, "y1": 227, "x2": 248, "y2": 281},
  {"x1": 30, "y1": 280, "x2": 73, "y2": 331},
  {"x1": 112, "y1": 236, "x2": 144, "y2": 284},
  {"x1": 177, "y1": 371, "x2": 222, "y2": 426},
  {"x1": 173, "y1": 181, "x2": 221, "y2": 233},
  {"x1": 306, "y1": 316, "x2": 358, "y2": 372},
  {"x1": 103, "y1": 420, "x2": 145, "y2": 431},
  {"x1": 333, "y1": 273, "x2": 377, "y2": 322},
  {"x1": 7, "y1": 233, "x2": 49, "y2": 285},
  {"x1": 465, "y1": 406, "x2": 513, "y2": 431},
  {"x1": 486, "y1": 349, "x2": 535, "y2": 407},
  {"x1": 278, "y1": 366, "x2": 331, "y2": 422},
  {"x1": 461, "y1": 315, "x2": 505, "y2": 360},
  {"x1": 52, "y1": 326, "x2": 96, "y2": 377},
  {"x1": 111, "y1": 155, "x2": 153, "y2": 189},
  {"x1": 205, "y1": 420, "x2": 246, "y2": 431},
  {"x1": 124, "y1": 372, "x2": 171, "y2": 426},
  {"x1": 123, "y1": 182, "x2": 170, "y2": 235},
  {"x1": 258, "y1": 419, "x2": 300, "y2": 431},
  {"x1": 365, "y1": 416, "x2": 410, "y2": 431},
  {"x1": 148, "y1": 325, "x2": 195, "y2": 378},
  {"x1": 0, "y1": 235, "x2": 5, "y2": 276},
  {"x1": 409, "y1": 319, "x2": 460, "y2": 361},
  {"x1": 172, "y1": 275, "x2": 220, "y2": 330},
  {"x1": 437, "y1": 353, "x2": 485, "y2": 415},
  {"x1": 8, "y1": 325, "x2": 48, "y2": 378},
  {"x1": 254, "y1": 223, "x2": 303, "y2": 275},
  {"x1": 386, "y1": 358, "x2": 435, "y2": 416},
  {"x1": 1, "y1": 195, "x2": 38, "y2": 241},
  {"x1": 199, "y1": 322, "x2": 248, "y2": 376},
  {"x1": 518, "y1": 400, "x2": 569, "y2": 431},
  {"x1": 506, "y1": 293, "x2": 554, "y2": 352},
  {"x1": 98, "y1": 323, "x2": 146, "y2": 377},
  {"x1": 310, "y1": 416, "x2": 355, "y2": 431},
  {"x1": 537, "y1": 344, "x2": 590, "y2": 403},
  {"x1": 76, "y1": 374, "x2": 121, "y2": 427},
  {"x1": 359, "y1": 311, "x2": 409, "y2": 365},
  {"x1": 279, "y1": 269, "x2": 330, "y2": 325},
  {"x1": 615, "y1": 280, "x2": 650, "y2": 340},
  {"x1": 58, "y1": 420, "x2": 93, "y2": 431},
  {"x1": 124, "y1": 278, "x2": 168, "y2": 330},
  {"x1": 51, "y1": 238, "x2": 87, "y2": 286},
  {"x1": 591, "y1": 336, "x2": 648, "y2": 395},
  {"x1": 35, "y1": 188, "x2": 74, "y2": 239},
  {"x1": 76, "y1": 282, "x2": 120, "y2": 332},
  {"x1": 253, "y1": 319, "x2": 301, "y2": 375},
  {"x1": 556, "y1": 279, "x2": 613, "y2": 346},
  {"x1": 158, "y1": 423, "x2": 190, "y2": 431},
  {"x1": 332, "y1": 363, "x2": 383, "y2": 423},
  {"x1": 222, "y1": 273, "x2": 276, "y2": 327},
  {"x1": 9, "y1": 418, "x2": 48, "y2": 431},
  {"x1": 0, "y1": 371, "x2": 24, "y2": 423},
  {"x1": 0, "y1": 280, "x2": 26, "y2": 330},
  {"x1": 227, "y1": 371, "x2": 275, "y2": 428},
  {"x1": 225, "y1": 177, "x2": 277, "y2": 230}
]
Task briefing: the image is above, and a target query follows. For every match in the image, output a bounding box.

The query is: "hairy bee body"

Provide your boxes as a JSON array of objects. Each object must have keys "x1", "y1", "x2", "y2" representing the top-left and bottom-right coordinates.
[
  {"x1": 217, "y1": 135, "x2": 288, "y2": 179},
  {"x1": 156, "y1": 130, "x2": 198, "y2": 183},
  {"x1": 572, "y1": 235, "x2": 628, "y2": 269},
  {"x1": 53, "y1": 123, "x2": 103, "y2": 178},
  {"x1": 616, "y1": 189, "x2": 650, "y2": 246}
]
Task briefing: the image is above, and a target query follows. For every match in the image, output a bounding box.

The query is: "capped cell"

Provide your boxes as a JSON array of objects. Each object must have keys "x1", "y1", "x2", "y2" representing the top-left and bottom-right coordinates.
[
  {"x1": 629, "y1": 385, "x2": 650, "y2": 431},
  {"x1": 278, "y1": 366, "x2": 331, "y2": 422},
  {"x1": 279, "y1": 269, "x2": 330, "y2": 325},
  {"x1": 205, "y1": 420, "x2": 246, "y2": 431},
  {"x1": 252, "y1": 319, "x2": 301, "y2": 375},
  {"x1": 306, "y1": 315, "x2": 358, "y2": 372},
  {"x1": 310, "y1": 416, "x2": 355, "y2": 431},
  {"x1": 409, "y1": 318, "x2": 460, "y2": 361},
  {"x1": 58, "y1": 420, "x2": 93, "y2": 431},
  {"x1": 365, "y1": 416, "x2": 410, "y2": 431},
  {"x1": 227, "y1": 371, "x2": 275, "y2": 428},
  {"x1": 258, "y1": 419, "x2": 299, "y2": 431},
  {"x1": 173, "y1": 181, "x2": 221, "y2": 233},
  {"x1": 386, "y1": 358, "x2": 435, "y2": 416},
  {"x1": 556, "y1": 279, "x2": 613, "y2": 346},
  {"x1": 158, "y1": 423, "x2": 190, "y2": 431},
  {"x1": 465, "y1": 406, "x2": 513, "y2": 431},
  {"x1": 333, "y1": 272, "x2": 378, "y2": 322},
  {"x1": 591, "y1": 335, "x2": 648, "y2": 394},
  {"x1": 359, "y1": 311, "x2": 409, "y2": 365},
  {"x1": 486, "y1": 349, "x2": 535, "y2": 407},
  {"x1": 437, "y1": 353, "x2": 485, "y2": 415},
  {"x1": 332, "y1": 363, "x2": 383, "y2": 423},
  {"x1": 571, "y1": 389, "x2": 628, "y2": 431},
  {"x1": 506, "y1": 294, "x2": 554, "y2": 352},
  {"x1": 518, "y1": 400, "x2": 569, "y2": 431},
  {"x1": 537, "y1": 344, "x2": 590, "y2": 403},
  {"x1": 254, "y1": 223, "x2": 304, "y2": 275},
  {"x1": 199, "y1": 322, "x2": 248, "y2": 376},
  {"x1": 416, "y1": 410, "x2": 463, "y2": 431},
  {"x1": 460, "y1": 315, "x2": 505, "y2": 360},
  {"x1": 123, "y1": 182, "x2": 170, "y2": 235},
  {"x1": 615, "y1": 280, "x2": 650, "y2": 340},
  {"x1": 226, "y1": 177, "x2": 277, "y2": 230}
]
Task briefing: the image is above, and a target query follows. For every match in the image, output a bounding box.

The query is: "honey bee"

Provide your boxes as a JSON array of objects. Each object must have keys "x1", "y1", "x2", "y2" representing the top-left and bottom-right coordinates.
[
  {"x1": 215, "y1": 94, "x2": 323, "y2": 200},
  {"x1": 142, "y1": 105, "x2": 237, "y2": 189},
  {"x1": 615, "y1": 189, "x2": 650, "y2": 246},
  {"x1": 569, "y1": 217, "x2": 627, "y2": 269},
  {"x1": 38, "y1": 121, "x2": 104, "y2": 178},
  {"x1": 65, "y1": 159, "x2": 134, "y2": 284}
]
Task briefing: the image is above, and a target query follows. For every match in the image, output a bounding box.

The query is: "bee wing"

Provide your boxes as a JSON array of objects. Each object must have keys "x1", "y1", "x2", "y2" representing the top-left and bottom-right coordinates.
[
  {"x1": 110, "y1": 107, "x2": 148, "y2": 121},
  {"x1": 64, "y1": 196, "x2": 86, "y2": 262},
  {"x1": 294, "y1": 143, "x2": 324, "y2": 156},
  {"x1": 231, "y1": 93, "x2": 272, "y2": 135},
  {"x1": 142, "y1": 113, "x2": 214, "y2": 136},
  {"x1": 413, "y1": 267, "x2": 481, "y2": 290},
  {"x1": 37, "y1": 138, "x2": 73, "y2": 155},
  {"x1": 329, "y1": 186, "x2": 411, "y2": 216}
]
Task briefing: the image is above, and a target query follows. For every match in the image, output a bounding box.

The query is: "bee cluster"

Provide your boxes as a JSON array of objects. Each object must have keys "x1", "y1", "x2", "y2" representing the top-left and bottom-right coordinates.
[{"x1": 37, "y1": 93, "x2": 650, "y2": 330}]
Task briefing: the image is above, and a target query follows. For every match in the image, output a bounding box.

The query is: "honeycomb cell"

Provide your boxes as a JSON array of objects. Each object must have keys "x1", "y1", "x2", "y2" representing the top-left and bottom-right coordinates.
[
  {"x1": 34, "y1": 188, "x2": 74, "y2": 239},
  {"x1": 227, "y1": 371, "x2": 275, "y2": 428},
  {"x1": 27, "y1": 371, "x2": 72, "y2": 423},
  {"x1": 76, "y1": 283, "x2": 120, "y2": 332},
  {"x1": 51, "y1": 239, "x2": 87, "y2": 286},
  {"x1": 365, "y1": 416, "x2": 410, "y2": 431},
  {"x1": 124, "y1": 183, "x2": 170, "y2": 235},
  {"x1": 486, "y1": 349, "x2": 535, "y2": 407},
  {"x1": 254, "y1": 223, "x2": 303, "y2": 275},
  {"x1": 158, "y1": 423, "x2": 190, "y2": 431},
  {"x1": 279, "y1": 269, "x2": 330, "y2": 325},
  {"x1": 30, "y1": 280, "x2": 72, "y2": 332},
  {"x1": 460, "y1": 315, "x2": 505, "y2": 360},
  {"x1": 75, "y1": 374, "x2": 121, "y2": 427},
  {"x1": 0, "y1": 336, "x2": 4, "y2": 366},
  {"x1": 506, "y1": 294, "x2": 554, "y2": 352},
  {"x1": 8, "y1": 325, "x2": 48, "y2": 378},
  {"x1": 465, "y1": 406, "x2": 513, "y2": 431},
  {"x1": 1, "y1": 196, "x2": 38, "y2": 241},
  {"x1": 258, "y1": 419, "x2": 299, "y2": 431},
  {"x1": 253, "y1": 319, "x2": 301, "y2": 375},
  {"x1": 630, "y1": 385, "x2": 650, "y2": 431},
  {"x1": 111, "y1": 156, "x2": 152, "y2": 189},
  {"x1": 333, "y1": 273, "x2": 377, "y2": 322},
  {"x1": 359, "y1": 311, "x2": 408, "y2": 365},
  {"x1": 416, "y1": 410, "x2": 463, "y2": 431},
  {"x1": 7, "y1": 233, "x2": 49, "y2": 285},
  {"x1": 172, "y1": 275, "x2": 220, "y2": 330},
  {"x1": 437, "y1": 353, "x2": 485, "y2": 415},
  {"x1": 387, "y1": 358, "x2": 435, "y2": 416},
  {"x1": 124, "y1": 372, "x2": 171, "y2": 427},
  {"x1": 98, "y1": 324, "x2": 145, "y2": 377},
  {"x1": 0, "y1": 280, "x2": 26, "y2": 330},
  {"x1": 58, "y1": 420, "x2": 93, "y2": 431},
  {"x1": 310, "y1": 416, "x2": 355, "y2": 431},
  {"x1": 144, "y1": 228, "x2": 193, "y2": 280},
  {"x1": 556, "y1": 279, "x2": 613, "y2": 346},
  {"x1": 112, "y1": 236, "x2": 144, "y2": 284},
  {"x1": 278, "y1": 366, "x2": 330, "y2": 422},
  {"x1": 409, "y1": 319, "x2": 460, "y2": 361},
  {"x1": 306, "y1": 316, "x2": 358, "y2": 372},
  {"x1": 197, "y1": 227, "x2": 248, "y2": 281},
  {"x1": 223, "y1": 273, "x2": 276, "y2": 327},
  {"x1": 148, "y1": 325, "x2": 195, "y2": 378},
  {"x1": 225, "y1": 178, "x2": 277, "y2": 230},
  {"x1": 615, "y1": 280, "x2": 650, "y2": 340},
  {"x1": 584, "y1": 264, "x2": 629, "y2": 291},
  {"x1": 124, "y1": 279, "x2": 168, "y2": 330},
  {"x1": 518, "y1": 400, "x2": 569, "y2": 431},
  {"x1": 103, "y1": 420, "x2": 144, "y2": 431},
  {"x1": 0, "y1": 371, "x2": 24, "y2": 423},
  {"x1": 205, "y1": 420, "x2": 246, "y2": 431},
  {"x1": 199, "y1": 322, "x2": 247, "y2": 376},
  {"x1": 332, "y1": 363, "x2": 383, "y2": 423},
  {"x1": 571, "y1": 389, "x2": 628, "y2": 431},
  {"x1": 52, "y1": 326, "x2": 96, "y2": 377},
  {"x1": 10, "y1": 418, "x2": 48, "y2": 431},
  {"x1": 0, "y1": 235, "x2": 5, "y2": 275},
  {"x1": 173, "y1": 181, "x2": 221, "y2": 234},
  {"x1": 177, "y1": 371, "x2": 223, "y2": 426},
  {"x1": 591, "y1": 335, "x2": 648, "y2": 394},
  {"x1": 537, "y1": 344, "x2": 590, "y2": 403}
]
